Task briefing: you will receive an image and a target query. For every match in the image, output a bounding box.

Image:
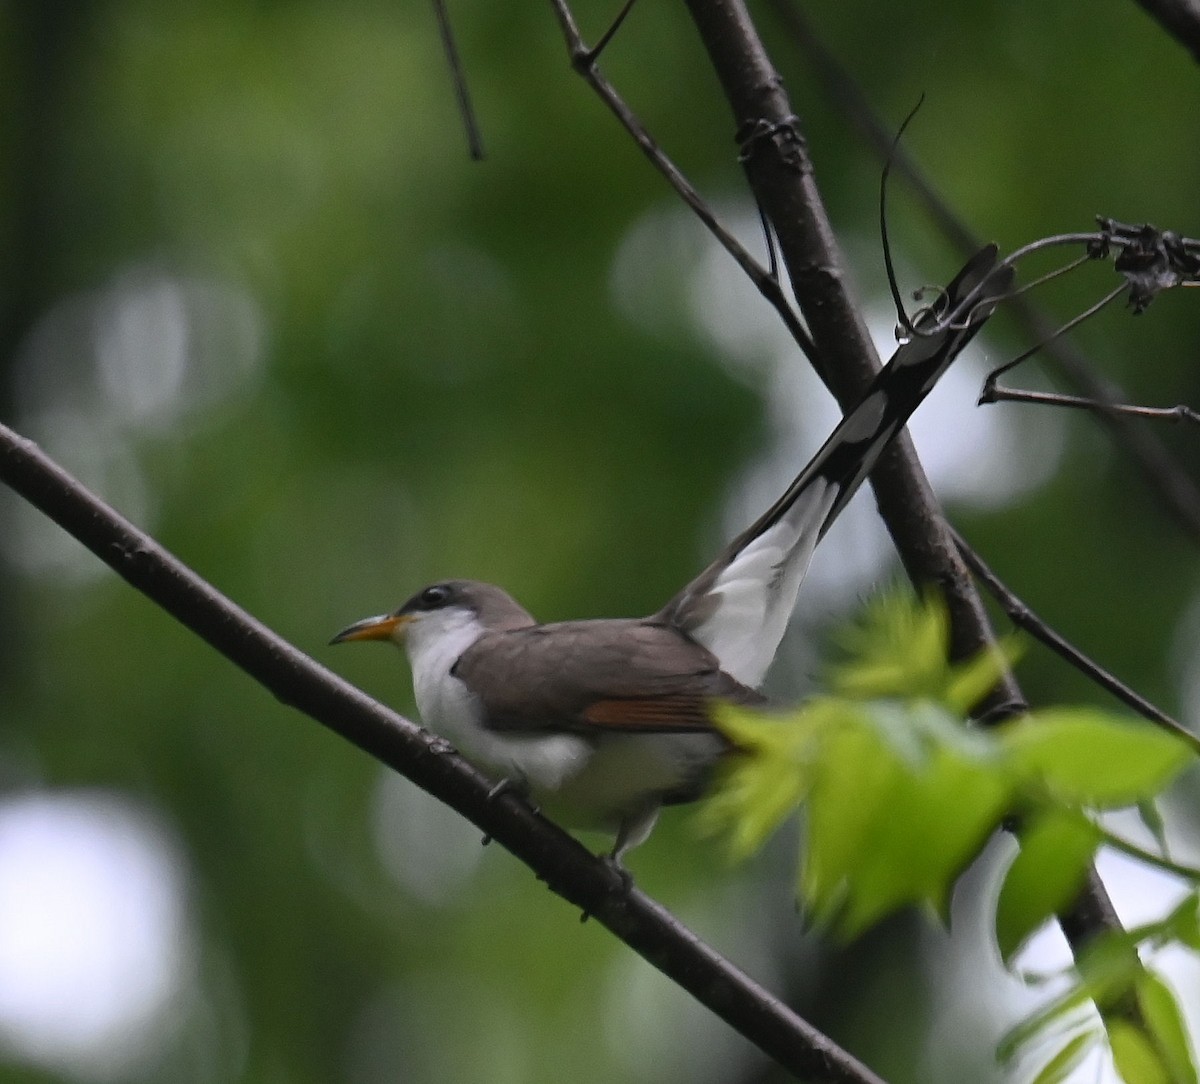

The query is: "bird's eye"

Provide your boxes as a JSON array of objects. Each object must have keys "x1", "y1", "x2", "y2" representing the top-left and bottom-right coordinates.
[{"x1": 419, "y1": 584, "x2": 450, "y2": 609}]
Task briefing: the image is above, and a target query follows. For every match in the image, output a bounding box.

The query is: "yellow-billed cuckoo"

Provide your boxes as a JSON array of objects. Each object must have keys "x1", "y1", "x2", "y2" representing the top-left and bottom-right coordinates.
[{"x1": 333, "y1": 246, "x2": 1011, "y2": 863}]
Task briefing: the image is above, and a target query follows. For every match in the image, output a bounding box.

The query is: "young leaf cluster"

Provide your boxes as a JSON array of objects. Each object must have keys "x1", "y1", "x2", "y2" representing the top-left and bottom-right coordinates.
[
  {"x1": 701, "y1": 592, "x2": 1191, "y2": 947},
  {"x1": 699, "y1": 591, "x2": 1198, "y2": 1081}
]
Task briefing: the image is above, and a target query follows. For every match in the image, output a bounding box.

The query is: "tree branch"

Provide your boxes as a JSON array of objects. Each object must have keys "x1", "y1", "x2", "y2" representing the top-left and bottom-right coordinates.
[
  {"x1": 767, "y1": 0, "x2": 1200, "y2": 544},
  {"x1": 0, "y1": 421, "x2": 886, "y2": 1084},
  {"x1": 952, "y1": 526, "x2": 1198, "y2": 752},
  {"x1": 546, "y1": 0, "x2": 819, "y2": 366},
  {"x1": 678, "y1": 0, "x2": 1024, "y2": 709},
  {"x1": 678, "y1": 0, "x2": 1139, "y2": 1031}
]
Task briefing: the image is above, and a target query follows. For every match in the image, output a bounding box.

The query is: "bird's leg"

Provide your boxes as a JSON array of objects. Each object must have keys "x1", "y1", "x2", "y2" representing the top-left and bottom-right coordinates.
[
  {"x1": 485, "y1": 776, "x2": 538, "y2": 812},
  {"x1": 600, "y1": 853, "x2": 634, "y2": 894},
  {"x1": 596, "y1": 804, "x2": 660, "y2": 894},
  {"x1": 480, "y1": 776, "x2": 538, "y2": 847}
]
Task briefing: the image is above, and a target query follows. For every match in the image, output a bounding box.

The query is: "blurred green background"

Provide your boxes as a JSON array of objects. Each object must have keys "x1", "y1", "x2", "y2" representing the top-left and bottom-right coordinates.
[{"x1": 2, "y1": 2, "x2": 1200, "y2": 1082}]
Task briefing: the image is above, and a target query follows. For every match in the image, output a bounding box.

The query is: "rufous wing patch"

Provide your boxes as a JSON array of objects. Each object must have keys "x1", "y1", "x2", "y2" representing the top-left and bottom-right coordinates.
[{"x1": 581, "y1": 695, "x2": 717, "y2": 732}]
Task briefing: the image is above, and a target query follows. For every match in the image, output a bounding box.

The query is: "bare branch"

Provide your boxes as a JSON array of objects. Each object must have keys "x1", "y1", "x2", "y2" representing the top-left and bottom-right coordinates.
[
  {"x1": 431, "y1": 0, "x2": 485, "y2": 160},
  {"x1": 982, "y1": 386, "x2": 1200, "y2": 426},
  {"x1": 679, "y1": 0, "x2": 1146, "y2": 1036},
  {"x1": 767, "y1": 0, "x2": 1200, "y2": 543},
  {"x1": 952, "y1": 527, "x2": 1199, "y2": 753},
  {"x1": 547, "y1": 0, "x2": 820, "y2": 366},
  {"x1": 0, "y1": 421, "x2": 885, "y2": 1084}
]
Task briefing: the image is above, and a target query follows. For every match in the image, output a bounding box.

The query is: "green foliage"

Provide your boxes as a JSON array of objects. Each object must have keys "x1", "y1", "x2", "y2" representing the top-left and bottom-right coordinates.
[
  {"x1": 827, "y1": 589, "x2": 1020, "y2": 713},
  {"x1": 995, "y1": 809, "x2": 1099, "y2": 960},
  {"x1": 1027, "y1": 1030, "x2": 1100, "y2": 1084},
  {"x1": 705, "y1": 592, "x2": 1193, "y2": 940},
  {"x1": 5, "y1": 2, "x2": 1200, "y2": 1082},
  {"x1": 999, "y1": 905, "x2": 1200, "y2": 1084},
  {"x1": 1002, "y1": 709, "x2": 1194, "y2": 808},
  {"x1": 704, "y1": 591, "x2": 1199, "y2": 1083}
]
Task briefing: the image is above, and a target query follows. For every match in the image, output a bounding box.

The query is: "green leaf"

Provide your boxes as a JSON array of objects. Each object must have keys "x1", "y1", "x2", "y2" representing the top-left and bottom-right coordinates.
[
  {"x1": 1110, "y1": 1020, "x2": 1170, "y2": 1084},
  {"x1": 807, "y1": 717, "x2": 1011, "y2": 937},
  {"x1": 1159, "y1": 894, "x2": 1200, "y2": 953},
  {"x1": 997, "y1": 985, "x2": 1095, "y2": 1065},
  {"x1": 995, "y1": 810, "x2": 1101, "y2": 961},
  {"x1": 827, "y1": 590, "x2": 1017, "y2": 712},
  {"x1": 701, "y1": 700, "x2": 845, "y2": 858},
  {"x1": 1136, "y1": 971, "x2": 1198, "y2": 1084},
  {"x1": 828, "y1": 589, "x2": 952, "y2": 702},
  {"x1": 1029, "y1": 1030, "x2": 1101, "y2": 1084},
  {"x1": 943, "y1": 639, "x2": 1021, "y2": 716},
  {"x1": 1137, "y1": 798, "x2": 1170, "y2": 856},
  {"x1": 1001, "y1": 709, "x2": 1192, "y2": 808},
  {"x1": 800, "y1": 714, "x2": 904, "y2": 927}
]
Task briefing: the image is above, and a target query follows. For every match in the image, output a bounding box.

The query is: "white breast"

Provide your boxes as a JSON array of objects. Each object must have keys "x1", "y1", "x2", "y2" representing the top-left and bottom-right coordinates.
[{"x1": 404, "y1": 607, "x2": 593, "y2": 794}]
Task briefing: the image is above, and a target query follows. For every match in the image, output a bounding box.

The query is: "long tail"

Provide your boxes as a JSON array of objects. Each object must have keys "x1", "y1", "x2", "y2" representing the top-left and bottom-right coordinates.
[{"x1": 658, "y1": 244, "x2": 1013, "y2": 687}]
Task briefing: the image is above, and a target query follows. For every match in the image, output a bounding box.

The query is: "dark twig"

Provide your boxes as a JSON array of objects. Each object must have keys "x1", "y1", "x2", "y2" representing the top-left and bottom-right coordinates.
[
  {"x1": 547, "y1": 0, "x2": 820, "y2": 367},
  {"x1": 983, "y1": 387, "x2": 1200, "y2": 426},
  {"x1": 679, "y1": 0, "x2": 1026, "y2": 705},
  {"x1": 431, "y1": 0, "x2": 485, "y2": 160},
  {"x1": 1002, "y1": 252, "x2": 1093, "y2": 301},
  {"x1": 767, "y1": 0, "x2": 1200, "y2": 543},
  {"x1": 980, "y1": 282, "x2": 1130, "y2": 392},
  {"x1": 679, "y1": 0, "x2": 1144, "y2": 1040},
  {"x1": 582, "y1": 0, "x2": 638, "y2": 64},
  {"x1": 0, "y1": 421, "x2": 884, "y2": 1084},
  {"x1": 952, "y1": 527, "x2": 1200, "y2": 753},
  {"x1": 879, "y1": 95, "x2": 927, "y2": 339}
]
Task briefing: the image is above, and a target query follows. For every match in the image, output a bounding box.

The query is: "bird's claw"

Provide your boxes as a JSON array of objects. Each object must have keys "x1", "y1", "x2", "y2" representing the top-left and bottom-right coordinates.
[
  {"x1": 486, "y1": 777, "x2": 538, "y2": 813},
  {"x1": 601, "y1": 854, "x2": 635, "y2": 893}
]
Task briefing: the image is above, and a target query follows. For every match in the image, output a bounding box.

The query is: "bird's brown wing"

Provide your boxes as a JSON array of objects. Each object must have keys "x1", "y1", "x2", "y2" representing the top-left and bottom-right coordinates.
[{"x1": 452, "y1": 618, "x2": 762, "y2": 734}]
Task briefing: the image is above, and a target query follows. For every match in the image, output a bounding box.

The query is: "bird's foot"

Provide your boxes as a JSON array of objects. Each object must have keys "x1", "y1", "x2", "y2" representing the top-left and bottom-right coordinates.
[
  {"x1": 601, "y1": 853, "x2": 635, "y2": 894},
  {"x1": 485, "y1": 777, "x2": 538, "y2": 813},
  {"x1": 578, "y1": 855, "x2": 635, "y2": 922},
  {"x1": 486, "y1": 777, "x2": 519, "y2": 802},
  {"x1": 481, "y1": 777, "x2": 539, "y2": 848}
]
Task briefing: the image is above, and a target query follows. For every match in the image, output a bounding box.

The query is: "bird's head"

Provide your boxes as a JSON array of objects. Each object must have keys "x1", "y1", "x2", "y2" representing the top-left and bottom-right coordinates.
[{"x1": 331, "y1": 580, "x2": 535, "y2": 663}]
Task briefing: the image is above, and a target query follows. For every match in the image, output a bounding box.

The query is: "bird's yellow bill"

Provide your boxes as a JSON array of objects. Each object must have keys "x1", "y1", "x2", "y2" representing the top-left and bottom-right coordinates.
[{"x1": 330, "y1": 613, "x2": 411, "y2": 645}]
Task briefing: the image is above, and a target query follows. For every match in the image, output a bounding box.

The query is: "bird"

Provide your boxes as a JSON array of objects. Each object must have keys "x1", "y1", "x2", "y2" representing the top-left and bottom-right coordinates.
[{"x1": 332, "y1": 245, "x2": 1011, "y2": 865}]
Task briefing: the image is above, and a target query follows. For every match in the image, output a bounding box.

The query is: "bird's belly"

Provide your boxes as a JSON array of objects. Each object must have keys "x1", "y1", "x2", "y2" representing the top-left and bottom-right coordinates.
[
  {"x1": 533, "y1": 731, "x2": 726, "y2": 832},
  {"x1": 415, "y1": 667, "x2": 594, "y2": 792},
  {"x1": 414, "y1": 666, "x2": 723, "y2": 831}
]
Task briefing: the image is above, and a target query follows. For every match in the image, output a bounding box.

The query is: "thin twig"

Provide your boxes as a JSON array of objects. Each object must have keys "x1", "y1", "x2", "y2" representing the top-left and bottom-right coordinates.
[
  {"x1": 879, "y1": 95, "x2": 927, "y2": 339},
  {"x1": 951, "y1": 526, "x2": 1200, "y2": 754},
  {"x1": 1099, "y1": 826, "x2": 1200, "y2": 882},
  {"x1": 980, "y1": 282, "x2": 1130, "y2": 391},
  {"x1": 983, "y1": 387, "x2": 1200, "y2": 425},
  {"x1": 0, "y1": 421, "x2": 885, "y2": 1084},
  {"x1": 766, "y1": 0, "x2": 1200, "y2": 543},
  {"x1": 431, "y1": 0, "x2": 485, "y2": 160},
  {"x1": 582, "y1": 0, "x2": 638, "y2": 64},
  {"x1": 547, "y1": 0, "x2": 820, "y2": 367}
]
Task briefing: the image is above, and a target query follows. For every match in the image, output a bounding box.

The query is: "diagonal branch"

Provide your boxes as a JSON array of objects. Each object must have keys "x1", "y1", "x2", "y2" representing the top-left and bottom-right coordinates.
[
  {"x1": 677, "y1": 0, "x2": 1024, "y2": 709},
  {"x1": 677, "y1": 0, "x2": 1143, "y2": 1037},
  {"x1": 952, "y1": 526, "x2": 1198, "y2": 752},
  {"x1": 766, "y1": 0, "x2": 1200, "y2": 544},
  {"x1": 547, "y1": 0, "x2": 819, "y2": 366},
  {"x1": 0, "y1": 421, "x2": 886, "y2": 1084}
]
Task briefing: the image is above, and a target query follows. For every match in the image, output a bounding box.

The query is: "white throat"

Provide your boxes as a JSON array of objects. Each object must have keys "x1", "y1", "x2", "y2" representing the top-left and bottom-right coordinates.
[
  {"x1": 402, "y1": 606, "x2": 486, "y2": 744},
  {"x1": 400, "y1": 607, "x2": 592, "y2": 795}
]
